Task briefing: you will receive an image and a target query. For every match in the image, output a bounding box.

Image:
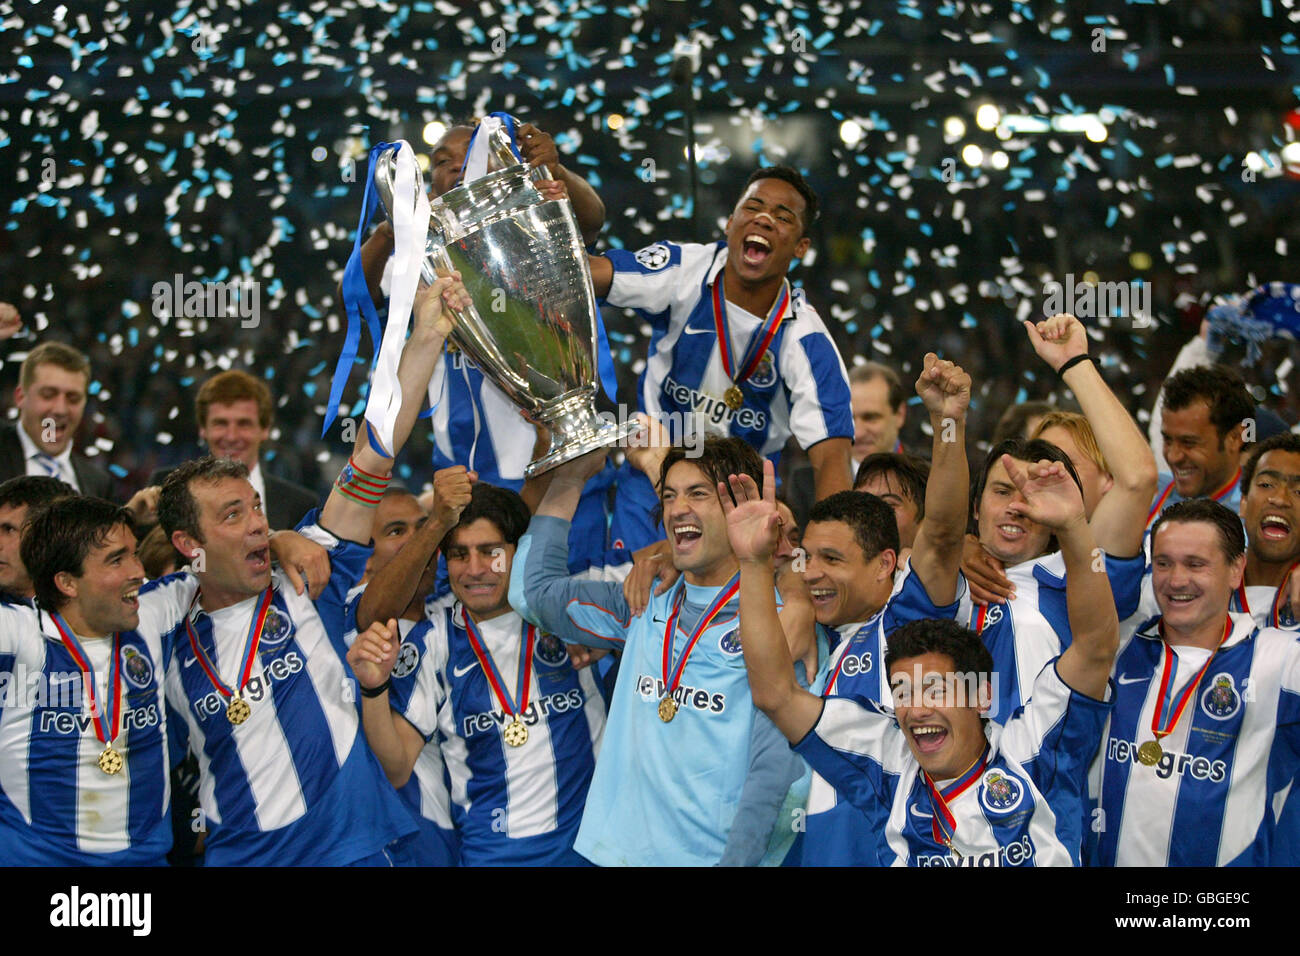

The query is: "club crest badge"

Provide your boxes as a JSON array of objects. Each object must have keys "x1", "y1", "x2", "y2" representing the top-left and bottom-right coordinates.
[
  {"x1": 748, "y1": 350, "x2": 778, "y2": 389},
  {"x1": 260, "y1": 606, "x2": 295, "y2": 649},
  {"x1": 718, "y1": 628, "x2": 743, "y2": 655},
  {"x1": 1201, "y1": 672, "x2": 1242, "y2": 720},
  {"x1": 535, "y1": 632, "x2": 569, "y2": 667},
  {"x1": 120, "y1": 646, "x2": 153, "y2": 689},
  {"x1": 979, "y1": 769, "x2": 1024, "y2": 814}
]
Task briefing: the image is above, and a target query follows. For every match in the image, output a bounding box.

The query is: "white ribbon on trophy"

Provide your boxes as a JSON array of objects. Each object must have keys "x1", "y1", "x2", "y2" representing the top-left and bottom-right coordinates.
[
  {"x1": 365, "y1": 140, "x2": 430, "y2": 457},
  {"x1": 459, "y1": 113, "x2": 521, "y2": 184}
]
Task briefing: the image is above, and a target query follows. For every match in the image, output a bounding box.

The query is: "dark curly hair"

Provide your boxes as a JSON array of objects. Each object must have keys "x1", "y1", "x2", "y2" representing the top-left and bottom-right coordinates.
[
  {"x1": 1161, "y1": 366, "x2": 1254, "y2": 443},
  {"x1": 744, "y1": 165, "x2": 820, "y2": 234}
]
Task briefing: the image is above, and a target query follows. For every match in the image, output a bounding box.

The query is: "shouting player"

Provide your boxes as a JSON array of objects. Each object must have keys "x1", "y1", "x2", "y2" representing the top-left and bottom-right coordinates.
[{"x1": 158, "y1": 275, "x2": 467, "y2": 865}]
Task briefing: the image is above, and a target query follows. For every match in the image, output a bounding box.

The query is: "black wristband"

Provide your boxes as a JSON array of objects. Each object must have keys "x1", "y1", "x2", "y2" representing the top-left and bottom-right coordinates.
[
  {"x1": 360, "y1": 678, "x2": 391, "y2": 698},
  {"x1": 1057, "y1": 354, "x2": 1095, "y2": 378}
]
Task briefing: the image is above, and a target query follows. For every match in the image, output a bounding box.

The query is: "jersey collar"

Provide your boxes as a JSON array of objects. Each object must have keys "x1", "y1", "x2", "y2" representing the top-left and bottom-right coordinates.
[{"x1": 1135, "y1": 609, "x2": 1257, "y2": 651}]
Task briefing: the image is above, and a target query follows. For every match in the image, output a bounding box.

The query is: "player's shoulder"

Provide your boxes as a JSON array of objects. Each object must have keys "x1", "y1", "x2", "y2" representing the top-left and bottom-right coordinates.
[
  {"x1": 1251, "y1": 622, "x2": 1300, "y2": 653},
  {"x1": 139, "y1": 570, "x2": 196, "y2": 599},
  {"x1": 390, "y1": 617, "x2": 439, "y2": 681},
  {"x1": 0, "y1": 601, "x2": 43, "y2": 649},
  {"x1": 783, "y1": 284, "x2": 825, "y2": 327},
  {"x1": 611, "y1": 239, "x2": 718, "y2": 276}
]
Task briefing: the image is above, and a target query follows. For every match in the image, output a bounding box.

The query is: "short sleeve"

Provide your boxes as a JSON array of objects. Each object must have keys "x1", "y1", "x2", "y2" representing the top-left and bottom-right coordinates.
[
  {"x1": 780, "y1": 321, "x2": 853, "y2": 448},
  {"x1": 791, "y1": 695, "x2": 908, "y2": 817},
  {"x1": 386, "y1": 620, "x2": 445, "y2": 742}
]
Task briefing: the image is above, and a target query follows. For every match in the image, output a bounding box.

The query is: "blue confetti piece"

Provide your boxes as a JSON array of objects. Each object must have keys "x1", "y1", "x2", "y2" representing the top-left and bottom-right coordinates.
[
  {"x1": 1106, "y1": 206, "x2": 1118, "y2": 227},
  {"x1": 109, "y1": 464, "x2": 128, "y2": 478}
]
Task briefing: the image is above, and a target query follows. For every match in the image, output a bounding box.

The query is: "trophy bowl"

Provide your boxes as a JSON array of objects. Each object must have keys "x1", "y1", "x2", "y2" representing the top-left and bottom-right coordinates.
[{"x1": 377, "y1": 151, "x2": 636, "y2": 478}]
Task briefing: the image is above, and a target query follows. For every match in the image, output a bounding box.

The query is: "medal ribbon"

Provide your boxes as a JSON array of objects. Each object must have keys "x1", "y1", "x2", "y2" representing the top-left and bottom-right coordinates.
[
  {"x1": 922, "y1": 746, "x2": 989, "y2": 851},
  {"x1": 710, "y1": 271, "x2": 790, "y2": 386},
  {"x1": 50, "y1": 613, "x2": 121, "y2": 748},
  {"x1": 1233, "y1": 564, "x2": 1298, "y2": 628},
  {"x1": 1150, "y1": 616, "x2": 1232, "y2": 745},
  {"x1": 1145, "y1": 482, "x2": 1175, "y2": 529},
  {"x1": 662, "y1": 574, "x2": 740, "y2": 698},
  {"x1": 972, "y1": 603, "x2": 991, "y2": 634},
  {"x1": 1212, "y1": 468, "x2": 1243, "y2": 503},
  {"x1": 462, "y1": 609, "x2": 535, "y2": 720},
  {"x1": 1146, "y1": 470, "x2": 1240, "y2": 530},
  {"x1": 184, "y1": 587, "x2": 274, "y2": 702}
]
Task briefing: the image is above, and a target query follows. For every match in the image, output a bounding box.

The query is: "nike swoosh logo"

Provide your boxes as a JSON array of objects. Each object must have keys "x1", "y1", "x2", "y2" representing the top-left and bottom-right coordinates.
[
  {"x1": 452, "y1": 662, "x2": 477, "y2": 678},
  {"x1": 1117, "y1": 673, "x2": 1149, "y2": 685},
  {"x1": 909, "y1": 804, "x2": 932, "y2": 820},
  {"x1": 680, "y1": 327, "x2": 714, "y2": 336},
  {"x1": 182, "y1": 656, "x2": 198, "y2": 668}
]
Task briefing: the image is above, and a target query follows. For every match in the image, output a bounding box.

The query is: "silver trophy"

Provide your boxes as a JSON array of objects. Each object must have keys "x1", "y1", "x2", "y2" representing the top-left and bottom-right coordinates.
[{"x1": 375, "y1": 126, "x2": 635, "y2": 477}]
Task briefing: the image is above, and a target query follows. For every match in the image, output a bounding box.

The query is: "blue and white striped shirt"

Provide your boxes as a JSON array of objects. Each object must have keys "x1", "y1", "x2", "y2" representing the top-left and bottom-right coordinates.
[
  {"x1": 606, "y1": 240, "x2": 853, "y2": 458},
  {"x1": 1088, "y1": 611, "x2": 1300, "y2": 866},
  {"x1": 800, "y1": 562, "x2": 965, "y2": 866},
  {"x1": 164, "y1": 517, "x2": 415, "y2": 865},
  {"x1": 959, "y1": 550, "x2": 1144, "y2": 722},
  {"x1": 796, "y1": 661, "x2": 1111, "y2": 866},
  {"x1": 388, "y1": 603, "x2": 605, "y2": 866},
  {"x1": 0, "y1": 574, "x2": 196, "y2": 865}
]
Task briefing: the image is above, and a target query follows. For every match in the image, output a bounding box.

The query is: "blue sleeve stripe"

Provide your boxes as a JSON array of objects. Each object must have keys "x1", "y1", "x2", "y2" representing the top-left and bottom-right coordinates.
[{"x1": 798, "y1": 335, "x2": 853, "y2": 440}]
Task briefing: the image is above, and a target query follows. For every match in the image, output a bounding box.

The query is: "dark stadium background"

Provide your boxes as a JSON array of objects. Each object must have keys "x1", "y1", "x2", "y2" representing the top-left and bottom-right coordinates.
[{"x1": 0, "y1": 0, "x2": 1296, "y2": 498}]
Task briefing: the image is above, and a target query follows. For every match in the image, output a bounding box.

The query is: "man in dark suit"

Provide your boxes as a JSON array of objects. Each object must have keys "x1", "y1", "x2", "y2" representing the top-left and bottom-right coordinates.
[
  {"x1": 0, "y1": 340, "x2": 113, "y2": 498},
  {"x1": 144, "y1": 369, "x2": 318, "y2": 530}
]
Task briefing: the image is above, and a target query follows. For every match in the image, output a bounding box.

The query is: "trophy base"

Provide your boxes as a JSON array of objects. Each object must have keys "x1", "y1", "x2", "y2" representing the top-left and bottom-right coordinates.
[{"x1": 525, "y1": 394, "x2": 642, "y2": 479}]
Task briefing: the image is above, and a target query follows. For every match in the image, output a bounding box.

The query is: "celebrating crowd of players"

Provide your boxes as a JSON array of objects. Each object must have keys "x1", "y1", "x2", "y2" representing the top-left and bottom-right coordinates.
[{"x1": 2, "y1": 122, "x2": 1299, "y2": 868}]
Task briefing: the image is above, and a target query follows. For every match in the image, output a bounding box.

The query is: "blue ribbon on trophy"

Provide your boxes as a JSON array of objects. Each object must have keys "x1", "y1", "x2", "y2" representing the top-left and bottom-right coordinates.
[
  {"x1": 330, "y1": 140, "x2": 435, "y2": 453},
  {"x1": 325, "y1": 142, "x2": 393, "y2": 439}
]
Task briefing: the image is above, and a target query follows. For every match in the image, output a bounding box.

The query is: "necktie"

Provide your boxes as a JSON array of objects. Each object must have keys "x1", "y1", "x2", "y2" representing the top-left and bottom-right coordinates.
[{"x1": 33, "y1": 453, "x2": 61, "y2": 479}]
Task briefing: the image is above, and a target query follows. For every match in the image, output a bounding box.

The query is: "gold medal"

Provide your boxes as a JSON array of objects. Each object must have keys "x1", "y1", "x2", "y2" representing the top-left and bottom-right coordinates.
[
  {"x1": 226, "y1": 696, "x2": 252, "y2": 726},
  {"x1": 724, "y1": 385, "x2": 744, "y2": 411},
  {"x1": 98, "y1": 744, "x2": 123, "y2": 776},
  {"x1": 1137, "y1": 740, "x2": 1163, "y2": 766},
  {"x1": 503, "y1": 718, "x2": 529, "y2": 747},
  {"x1": 658, "y1": 696, "x2": 678, "y2": 723}
]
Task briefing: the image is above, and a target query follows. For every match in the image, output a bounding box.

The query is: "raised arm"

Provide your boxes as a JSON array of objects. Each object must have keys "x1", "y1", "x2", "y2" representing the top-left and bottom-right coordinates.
[
  {"x1": 721, "y1": 460, "x2": 823, "y2": 742},
  {"x1": 1003, "y1": 455, "x2": 1118, "y2": 699},
  {"x1": 908, "y1": 353, "x2": 971, "y2": 606},
  {"x1": 346, "y1": 618, "x2": 426, "y2": 787},
  {"x1": 588, "y1": 254, "x2": 613, "y2": 299},
  {"x1": 320, "y1": 275, "x2": 469, "y2": 544},
  {"x1": 807, "y1": 437, "x2": 853, "y2": 501},
  {"x1": 355, "y1": 466, "x2": 475, "y2": 631},
  {"x1": 511, "y1": 449, "x2": 630, "y2": 650},
  {"x1": 1024, "y1": 313, "x2": 1157, "y2": 558},
  {"x1": 518, "y1": 123, "x2": 605, "y2": 246}
]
